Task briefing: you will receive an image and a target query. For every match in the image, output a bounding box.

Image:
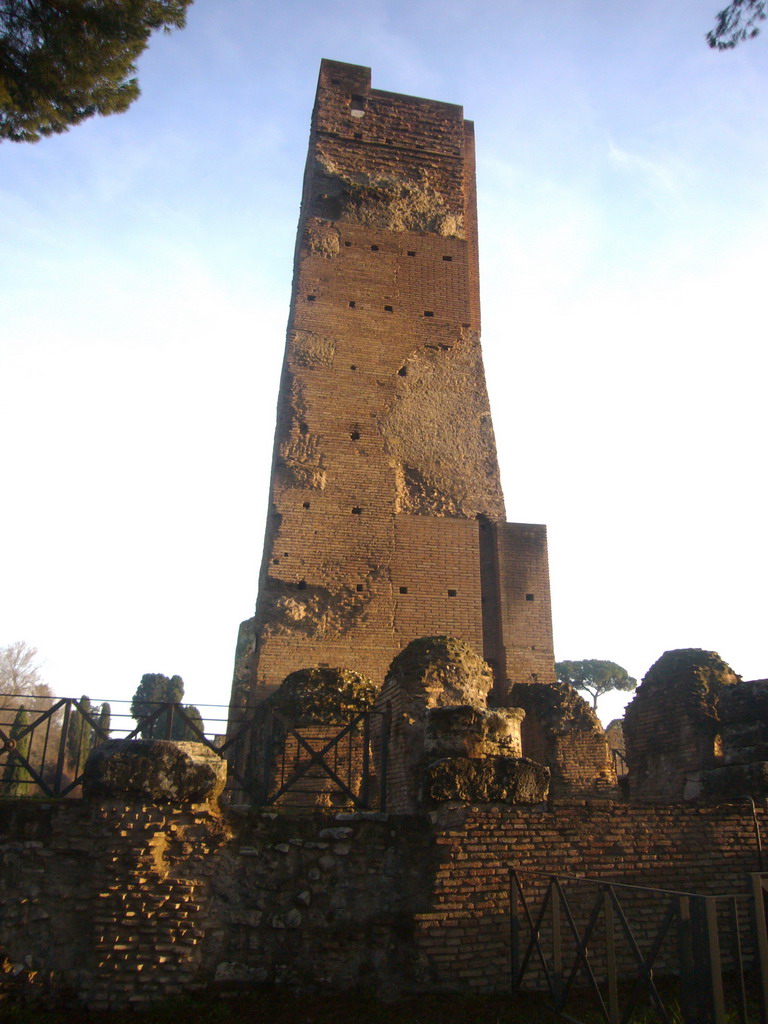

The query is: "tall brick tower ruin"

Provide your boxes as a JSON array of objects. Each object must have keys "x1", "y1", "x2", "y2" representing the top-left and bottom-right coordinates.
[{"x1": 230, "y1": 60, "x2": 555, "y2": 717}]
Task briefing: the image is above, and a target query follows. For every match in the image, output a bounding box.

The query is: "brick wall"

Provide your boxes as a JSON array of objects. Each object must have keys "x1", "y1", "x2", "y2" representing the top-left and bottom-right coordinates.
[
  {"x1": 230, "y1": 60, "x2": 555, "y2": 724},
  {"x1": 623, "y1": 650, "x2": 739, "y2": 801},
  {"x1": 1, "y1": 797, "x2": 764, "y2": 1008}
]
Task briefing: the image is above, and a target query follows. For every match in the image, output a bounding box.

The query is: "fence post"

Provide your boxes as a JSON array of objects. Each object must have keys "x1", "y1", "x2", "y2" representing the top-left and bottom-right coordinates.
[
  {"x1": 687, "y1": 894, "x2": 726, "y2": 1024},
  {"x1": 728, "y1": 896, "x2": 749, "y2": 1024},
  {"x1": 53, "y1": 700, "x2": 72, "y2": 796},
  {"x1": 603, "y1": 885, "x2": 619, "y2": 1024},
  {"x1": 702, "y1": 896, "x2": 726, "y2": 1024},
  {"x1": 551, "y1": 879, "x2": 563, "y2": 1010},
  {"x1": 750, "y1": 873, "x2": 768, "y2": 1024},
  {"x1": 165, "y1": 702, "x2": 175, "y2": 740},
  {"x1": 379, "y1": 705, "x2": 390, "y2": 814},
  {"x1": 361, "y1": 713, "x2": 370, "y2": 809},
  {"x1": 678, "y1": 894, "x2": 698, "y2": 1024},
  {"x1": 510, "y1": 869, "x2": 520, "y2": 991},
  {"x1": 260, "y1": 704, "x2": 274, "y2": 805}
]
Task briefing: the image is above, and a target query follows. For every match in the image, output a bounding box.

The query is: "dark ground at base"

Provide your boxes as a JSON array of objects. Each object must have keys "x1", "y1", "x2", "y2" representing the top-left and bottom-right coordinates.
[
  {"x1": 1, "y1": 990, "x2": 568, "y2": 1024},
  {"x1": 2, "y1": 983, "x2": 759, "y2": 1024}
]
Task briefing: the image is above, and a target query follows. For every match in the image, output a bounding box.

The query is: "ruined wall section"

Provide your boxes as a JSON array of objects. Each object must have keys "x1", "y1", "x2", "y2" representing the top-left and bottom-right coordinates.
[
  {"x1": 490, "y1": 523, "x2": 556, "y2": 689},
  {"x1": 1, "y1": 799, "x2": 765, "y2": 1007},
  {"x1": 624, "y1": 649, "x2": 740, "y2": 802},
  {"x1": 232, "y1": 60, "x2": 554, "y2": 715}
]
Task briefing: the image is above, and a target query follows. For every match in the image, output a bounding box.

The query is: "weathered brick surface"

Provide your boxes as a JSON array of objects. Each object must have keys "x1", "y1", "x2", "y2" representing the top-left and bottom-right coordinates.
[
  {"x1": 1, "y1": 798, "x2": 764, "y2": 1007},
  {"x1": 230, "y1": 60, "x2": 555, "y2": 729},
  {"x1": 624, "y1": 649, "x2": 740, "y2": 801}
]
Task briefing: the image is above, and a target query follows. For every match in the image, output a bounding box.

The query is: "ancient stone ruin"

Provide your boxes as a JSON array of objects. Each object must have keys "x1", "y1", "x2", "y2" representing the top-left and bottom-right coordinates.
[
  {"x1": 373, "y1": 636, "x2": 549, "y2": 811},
  {"x1": 623, "y1": 647, "x2": 768, "y2": 803},
  {"x1": 223, "y1": 56, "x2": 605, "y2": 808},
  {"x1": 1, "y1": 61, "x2": 767, "y2": 1015},
  {"x1": 229, "y1": 58, "x2": 556, "y2": 722}
]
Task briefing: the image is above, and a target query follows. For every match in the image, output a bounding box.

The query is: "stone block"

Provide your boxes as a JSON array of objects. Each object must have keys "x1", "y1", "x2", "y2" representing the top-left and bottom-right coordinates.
[
  {"x1": 700, "y1": 762, "x2": 768, "y2": 801},
  {"x1": 82, "y1": 741, "x2": 226, "y2": 805},
  {"x1": 424, "y1": 705, "x2": 524, "y2": 759},
  {"x1": 421, "y1": 756, "x2": 549, "y2": 805}
]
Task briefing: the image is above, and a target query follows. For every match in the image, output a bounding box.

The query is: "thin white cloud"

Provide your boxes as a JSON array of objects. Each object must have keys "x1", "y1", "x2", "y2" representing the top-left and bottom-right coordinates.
[{"x1": 607, "y1": 138, "x2": 680, "y2": 193}]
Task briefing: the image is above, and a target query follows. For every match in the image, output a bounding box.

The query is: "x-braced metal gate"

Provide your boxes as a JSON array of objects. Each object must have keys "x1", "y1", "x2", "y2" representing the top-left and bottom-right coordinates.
[
  {"x1": 0, "y1": 696, "x2": 258, "y2": 801},
  {"x1": 510, "y1": 868, "x2": 760, "y2": 1024},
  {"x1": 255, "y1": 707, "x2": 388, "y2": 811}
]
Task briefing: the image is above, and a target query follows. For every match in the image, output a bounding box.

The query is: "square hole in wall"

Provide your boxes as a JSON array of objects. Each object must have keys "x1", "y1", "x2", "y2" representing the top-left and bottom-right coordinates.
[
  {"x1": 371, "y1": 244, "x2": 379, "y2": 251},
  {"x1": 526, "y1": 593, "x2": 535, "y2": 601},
  {"x1": 352, "y1": 507, "x2": 362, "y2": 515},
  {"x1": 384, "y1": 305, "x2": 393, "y2": 312},
  {"x1": 307, "y1": 295, "x2": 316, "y2": 302},
  {"x1": 448, "y1": 589, "x2": 457, "y2": 597},
  {"x1": 399, "y1": 586, "x2": 408, "y2": 594},
  {"x1": 442, "y1": 255, "x2": 453, "y2": 262},
  {"x1": 344, "y1": 241, "x2": 351, "y2": 247},
  {"x1": 303, "y1": 501, "x2": 310, "y2": 509},
  {"x1": 349, "y1": 301, "x2": 356, "y2": 308},
  {"x1": 356, "y1": 584, "x2": 364, "y2": 592},
  {"x1": 407, "y1": 250, "x2": 416, "y2": 257},
  {"x1": 424, "y1": 310, "x2": 434, "y2": 317}
]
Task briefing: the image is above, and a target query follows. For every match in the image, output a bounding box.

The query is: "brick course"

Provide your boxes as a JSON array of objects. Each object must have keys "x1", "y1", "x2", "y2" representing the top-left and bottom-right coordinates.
[
  {"x1": 1, "y1": 797, "x2": 764, "y2": 1007},
  {"x1": 230, "y1": 60, "x2": 555, "y2": 726}
]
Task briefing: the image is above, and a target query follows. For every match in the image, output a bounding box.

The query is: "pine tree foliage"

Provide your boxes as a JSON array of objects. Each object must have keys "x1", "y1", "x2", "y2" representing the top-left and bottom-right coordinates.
[
  {"x1": 2, "y1": 705, "x2": 32, "y2": 795},
  {"x1": 0, "y1": 0, "x2": 194, "y2": 142},
  {"x1": 95, "y1": 701, "x2": 111, "y2": 745},
  {"x1": 555, "y1": 659, "x2": 637, "y2": 712},
  {"x1": 708, "y1": 0, "x2": 767, "y2": 48},
  {"x1": 130, "y1": 672, "x2": 203, "y2": 740},
  {"x1": 66, "y1": 694, "x2": 94, "y2": 777}
]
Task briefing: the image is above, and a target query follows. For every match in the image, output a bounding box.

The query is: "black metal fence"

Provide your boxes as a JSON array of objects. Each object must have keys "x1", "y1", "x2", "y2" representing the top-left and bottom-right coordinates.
[
  {"x1": 0, "y1": 694, "x2": 386, "y2": 809},
  {"x1": 252, "y1": 705, "x2": 388, "y2": 811},
  {"x1": 510, "y1": 868, "x2": 767, "y2": 1024}
]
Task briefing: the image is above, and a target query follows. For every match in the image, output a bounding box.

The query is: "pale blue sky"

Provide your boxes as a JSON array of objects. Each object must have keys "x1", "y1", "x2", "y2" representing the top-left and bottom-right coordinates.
[{"x1": 2, "y1": 0, "x2": 767, "y2": 724}]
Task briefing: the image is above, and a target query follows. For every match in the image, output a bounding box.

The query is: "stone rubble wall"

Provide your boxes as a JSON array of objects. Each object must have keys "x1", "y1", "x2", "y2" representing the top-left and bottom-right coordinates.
[{"x1": 0, "y1": 797, "x2": 764, "y2": 1009}]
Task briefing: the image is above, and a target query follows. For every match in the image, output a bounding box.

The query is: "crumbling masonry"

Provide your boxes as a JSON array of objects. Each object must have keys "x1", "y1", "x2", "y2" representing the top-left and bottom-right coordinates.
[
  {"x1": 230, "y1": 59, "x2": 556, "y2": 716},
  {"x1": 2, "y1": 61, "x2": 767, "y2": 1014}
]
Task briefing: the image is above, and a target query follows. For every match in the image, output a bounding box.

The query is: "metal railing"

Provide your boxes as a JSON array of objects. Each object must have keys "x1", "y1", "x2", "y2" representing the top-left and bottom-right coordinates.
[
  {"x1": 254, "y1": 705, "x2": 388, "y2": 811},
  {"x1": 0, "y1": 694, "x2": 246, "y2": 799},
  {"x1": 0, "y1": 694, "x2": 387, "y2": 809},
  {"x1": 510, "y1": 868, "x2": 761, "y2": 1024}
]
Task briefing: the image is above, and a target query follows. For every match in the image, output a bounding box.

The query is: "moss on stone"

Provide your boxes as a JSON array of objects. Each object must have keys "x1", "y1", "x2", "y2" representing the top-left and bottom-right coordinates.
[
  {"x1": 267, "y1": 667, "x2": 377, "y2": 724},
  {"x1": 506, "y1": 681, "x2": 600, "y2": 734},
  {"x1": 82, "y1": 740, "x2": 225, "y2": 804},
  {"x1": 421, "y1": 756, "x2": 549, "y2": 805},
  {"x1": 625, "y1": 649, "x2": 740, "y2": 740},
  {"x1": 386, "y1": 636, "x2": 493, "y2": 708},
  {"x1": 639, "y1": 649, "x2": 740, "y2": 705}
]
